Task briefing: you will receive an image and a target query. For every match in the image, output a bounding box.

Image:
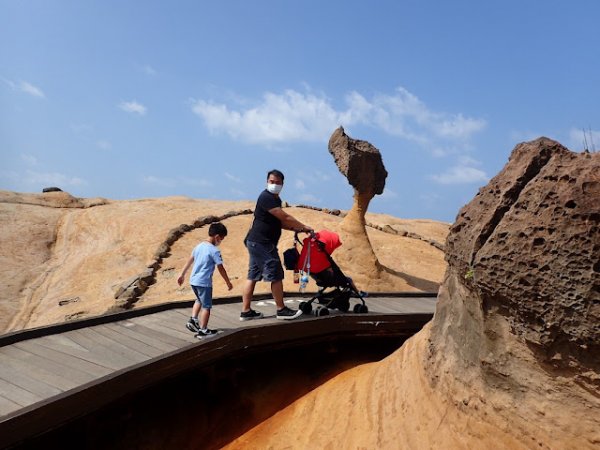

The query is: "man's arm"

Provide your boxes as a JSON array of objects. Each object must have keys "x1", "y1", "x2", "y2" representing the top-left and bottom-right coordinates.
[
  {"x1": 268, "y1": 207, "x2": 313, "y2": 233},
  {"x1": 217, "y1": 264, "x2": 233, "y2": 290}
]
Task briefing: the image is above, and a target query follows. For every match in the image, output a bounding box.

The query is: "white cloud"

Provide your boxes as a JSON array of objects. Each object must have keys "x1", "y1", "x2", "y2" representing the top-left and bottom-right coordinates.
[
  {"x1": 192, "y1": 90, "x2": 339, "y2": 144},
  {"x1": 430, "y1": 164, "x2": 489, "y2": 185},
  {"x1": 295, "y1": 179, "x2": 306, "y2": 189},
  {"x1": 119, "y1": 100, "x2": 147, "y2": 115},
  {"x1": 191, "y1": 86, "x2": 486, "y2": 151},
  {"x1": 143, "y1": 175, "x2": 174, "y2": 187},
  {"x1": 3, "y1": 78, "x2": 46, "y2": 98},
  {"x1": 24, "y1": 170, "x2": 86, "y2": 186},
  {"x1": 143, "y1": 65, "x2": 157, "y2": 76},
  {"x1": 96, "y1": 140, "x2": 112, "y2": 150},
  {"x1": 19, "y1": 81, "x2": 45, "y2": 98},
  {"x1": 21, "y1": 154, "x2": 38, "y2": 165},
  {"x1": 224, "y1": 172, "x2": 242, "y2": 183}
]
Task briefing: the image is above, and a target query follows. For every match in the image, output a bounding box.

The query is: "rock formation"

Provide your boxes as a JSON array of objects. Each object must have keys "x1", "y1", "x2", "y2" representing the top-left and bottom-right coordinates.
[
  {"x1": 432, "y1": 136, "x2": 600, "y2": 388},
  {"x1": 225, "y1": 138, "x2": 600, "y2": 449},
  {"x1": 328, "y1": 127, "x2": 388, "y2": 285}
]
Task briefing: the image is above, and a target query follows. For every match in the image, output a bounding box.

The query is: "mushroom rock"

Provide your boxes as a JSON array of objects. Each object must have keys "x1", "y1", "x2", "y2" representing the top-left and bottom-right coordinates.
[{"x1": 328, "y1": 127, "x2": 388, "y2": 285}]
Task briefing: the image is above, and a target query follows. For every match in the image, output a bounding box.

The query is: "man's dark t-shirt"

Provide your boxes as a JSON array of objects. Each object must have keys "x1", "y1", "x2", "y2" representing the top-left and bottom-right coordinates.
[{"x1": 246, "y1": 190, "x2": 282, "y2": 244}]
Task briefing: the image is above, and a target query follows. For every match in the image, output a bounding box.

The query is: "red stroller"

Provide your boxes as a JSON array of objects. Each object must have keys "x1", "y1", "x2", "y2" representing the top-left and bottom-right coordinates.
[{"x1": 287, "y1": 230, "x2": 368, "y2": 317}]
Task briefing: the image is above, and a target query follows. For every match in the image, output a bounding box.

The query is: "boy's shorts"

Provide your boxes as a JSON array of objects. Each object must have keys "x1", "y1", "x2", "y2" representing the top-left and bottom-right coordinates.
[
  {"x1": 246, "y1": 240, "x2": 284, "y2": 282},
  {"x1": 192, "y1": 285, "x2": 213, "y2": 309}
]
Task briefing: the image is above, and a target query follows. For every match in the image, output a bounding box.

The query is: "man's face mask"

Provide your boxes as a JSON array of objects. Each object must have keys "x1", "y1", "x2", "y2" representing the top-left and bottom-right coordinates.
[{"x1": 267, "y1": 183, "x2": 283, "y2": 195}]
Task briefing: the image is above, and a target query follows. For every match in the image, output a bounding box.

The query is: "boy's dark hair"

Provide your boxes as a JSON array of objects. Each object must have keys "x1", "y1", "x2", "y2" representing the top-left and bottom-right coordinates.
[
  {"x1": 267, "y1": 169, "x2": 285, "y2": 182},
  {"x1": 208, "y1": 222, "x2": 228, "y2": 237}
]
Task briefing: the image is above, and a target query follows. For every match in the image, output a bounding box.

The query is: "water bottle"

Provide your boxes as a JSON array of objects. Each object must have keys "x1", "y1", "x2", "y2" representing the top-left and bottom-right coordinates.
[{"x1": 300, "y1": 274, "x2": 309, "y2": 293}]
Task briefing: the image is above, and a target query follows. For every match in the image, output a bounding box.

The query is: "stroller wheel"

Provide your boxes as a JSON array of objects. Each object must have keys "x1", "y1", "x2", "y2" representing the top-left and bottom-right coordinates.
[
  {"x1": 353, "y1": 304, "x2": 369, "y2": 314},
  {"x1": 315, "y1": 306, "x2": 330, "y2": 317},
  {"x1": 299, "y1": 301, "x2": 312, "y2": 314}
]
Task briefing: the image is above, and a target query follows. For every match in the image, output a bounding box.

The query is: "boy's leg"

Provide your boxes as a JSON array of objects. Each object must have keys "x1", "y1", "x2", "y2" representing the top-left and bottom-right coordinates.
[
  {"x1": 191, "y1": 301, "x2": 201, "y2": 319},
  {"x1": 199, "y1": 307, "x2": 211, "y2": 329}
]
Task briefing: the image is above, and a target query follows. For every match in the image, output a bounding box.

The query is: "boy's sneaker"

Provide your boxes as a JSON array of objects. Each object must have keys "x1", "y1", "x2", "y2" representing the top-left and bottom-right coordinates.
[
  {"x1": 240, "y1": 309, "x2": 264, "y2": 321},
  {"x1": 195, "y1": 328, "x2": 218, "y2": 338},
  {"x1": 186, "y1": 318, "x2": 200, "y2": 333},
  {"x1": 276, "y1": 306, "x2": 303, "y2": 320}
]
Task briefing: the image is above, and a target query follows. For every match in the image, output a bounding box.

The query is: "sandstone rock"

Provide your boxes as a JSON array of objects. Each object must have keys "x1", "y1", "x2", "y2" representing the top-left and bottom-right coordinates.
[
  {"x1": 328, "y1": 126, "x2": 388, "y2": 196},
  {"x1": 327, "y1": 127, "x2": 388, "y2": 286},
  {"x1": 42, "y1": 187, "x2": 62, "y2": 193},
  {"x1": 440, "y1": 137, "x2": 599, "y2": 376}
]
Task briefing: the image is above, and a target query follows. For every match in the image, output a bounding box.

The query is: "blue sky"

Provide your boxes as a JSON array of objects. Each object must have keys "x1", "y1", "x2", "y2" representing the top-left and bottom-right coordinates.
[{"x1": 1, "y1": 1, "x2": 598, "y2": 222}]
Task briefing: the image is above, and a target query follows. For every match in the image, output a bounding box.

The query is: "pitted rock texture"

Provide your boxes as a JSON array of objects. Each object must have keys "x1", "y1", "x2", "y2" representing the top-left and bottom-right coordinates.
[
  {"x1": 328, "y1": 126, "x2": 388, "y2": 195},
  {"x1": 445, "y1": 137, "x2": 599, "y2": 373}
]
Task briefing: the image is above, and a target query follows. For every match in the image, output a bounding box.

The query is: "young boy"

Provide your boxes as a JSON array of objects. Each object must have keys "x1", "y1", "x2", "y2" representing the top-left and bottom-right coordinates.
[{"x1": 177, "y1": 222, "x2": 233, "y2": 338}]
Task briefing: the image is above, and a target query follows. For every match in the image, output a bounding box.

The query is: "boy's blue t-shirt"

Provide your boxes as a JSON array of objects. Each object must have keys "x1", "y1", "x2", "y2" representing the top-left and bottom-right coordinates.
[{"x1": 189, "y1": 242, "x2": 223, "y2": 287}]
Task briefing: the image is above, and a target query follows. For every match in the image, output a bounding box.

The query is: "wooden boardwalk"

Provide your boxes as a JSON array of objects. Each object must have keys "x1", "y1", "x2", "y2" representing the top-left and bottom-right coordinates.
[{"x1": 0, "y1": 294, "x2": 436, "y2": 448}]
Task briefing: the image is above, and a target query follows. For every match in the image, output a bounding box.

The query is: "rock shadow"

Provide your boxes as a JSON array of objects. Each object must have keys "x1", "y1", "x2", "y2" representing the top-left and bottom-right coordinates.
[{"x1": 380, "y1": 265, "x2": 440, "y2": 293}]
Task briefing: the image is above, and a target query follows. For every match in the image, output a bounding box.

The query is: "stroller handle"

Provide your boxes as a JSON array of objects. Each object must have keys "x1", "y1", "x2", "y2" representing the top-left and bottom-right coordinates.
[{"x1": 294, "y1": 229, "x2": 316, "y2": 244}]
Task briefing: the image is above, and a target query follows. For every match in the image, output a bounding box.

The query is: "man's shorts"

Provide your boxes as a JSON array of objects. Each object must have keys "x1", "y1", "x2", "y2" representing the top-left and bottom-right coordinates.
[
  {"x1": 246, "y1": 240, "x2": 284, "y2": 282},
  {"x1": 192, "y1": 285, "x2": 213, "y2": 309}
]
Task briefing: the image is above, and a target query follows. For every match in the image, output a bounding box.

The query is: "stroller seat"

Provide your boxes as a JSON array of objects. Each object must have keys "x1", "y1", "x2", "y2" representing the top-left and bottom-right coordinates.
[{"x1": 293, "y1": 230, "x2": 368, "y2": 316}]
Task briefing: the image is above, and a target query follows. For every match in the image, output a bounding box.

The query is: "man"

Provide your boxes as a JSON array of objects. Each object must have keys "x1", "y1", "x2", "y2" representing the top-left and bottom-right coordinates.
[{"x1": 241, "y1": 169, "x2": 313, "y2": 320}]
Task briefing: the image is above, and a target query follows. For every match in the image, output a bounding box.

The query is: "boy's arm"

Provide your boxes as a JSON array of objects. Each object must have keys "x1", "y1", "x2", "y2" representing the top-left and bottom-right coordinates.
[
  {"x1": 177, "y1": 256, "x2": 195, "y2": 286},
  {"x1": 217, "y1": 264, "x2": 233, "y2": 290}
]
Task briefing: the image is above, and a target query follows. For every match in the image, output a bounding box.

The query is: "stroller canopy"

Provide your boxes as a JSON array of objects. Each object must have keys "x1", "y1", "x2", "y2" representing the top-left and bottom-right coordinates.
[{"x1": 297, "y1": 230, "x2": 342, "y2": 274}]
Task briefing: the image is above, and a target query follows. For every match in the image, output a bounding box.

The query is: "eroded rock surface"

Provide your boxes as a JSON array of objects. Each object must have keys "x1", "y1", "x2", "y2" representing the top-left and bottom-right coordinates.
[
  {"x1": 328, "y1": 126, "x2": 388, "y2": 197},
  {"x1": 441, "y1": 137, "x2": 599, "y2": 378}
]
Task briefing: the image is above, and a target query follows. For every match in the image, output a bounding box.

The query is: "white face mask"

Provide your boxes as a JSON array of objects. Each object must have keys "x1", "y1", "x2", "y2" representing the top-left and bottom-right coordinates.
[{"x1": 266, "y1": 183, "x2": 283, "y2": 195}]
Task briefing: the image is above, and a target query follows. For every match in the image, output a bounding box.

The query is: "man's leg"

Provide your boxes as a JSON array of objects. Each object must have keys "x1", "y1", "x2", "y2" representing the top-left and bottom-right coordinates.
[
  {"x1": 242, "y1": 279, "x2": 257, "y2": 312},
  {"x1": 271, "y1": 279, "x2": 285, "y2": 309}
]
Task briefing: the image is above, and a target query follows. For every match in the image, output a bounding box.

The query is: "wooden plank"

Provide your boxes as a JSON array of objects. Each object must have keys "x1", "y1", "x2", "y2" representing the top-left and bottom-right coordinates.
[
  {"x1": 0, "y1": 394, "x2": 21, "y2": 417},
  {"x1": 29, "y1": 334, "x2": 128, "y2": 371},
  {"x1": 0, "y1": 348, "x2": 81, "y2": 392},
  {"x1": 13, "y1": 341, "x2": 112, "y2": 378},
  {"x1": 78, "y1": 328, "x2": 151, "y2": 363},
  {"x1": 103, "y1": 322, "x2": 183, "y2": 353},
  {"x1": 91, "y1": 324, "x2": 165, "y2": 358},
  {"x1": 103, "y1": 321, "x2": 189, "y2": 351},
  {"x1": 129, "y1": 314, "x2": 194, "y2": 342},
  {"x1": 0, "y1": 376, "x2": 45, "y2": 407},
  {"x1": 376, "y1": 297, "x2": 436, "y2": 313},
  {"x1": 63, "y1": 329, "x2": 147, "y2": 368},
  {"x1": 0, "y1": 361, "x2": 63, "y2": 399},
  {"x1": 0, "y1": 346, "x2": 95, "y2": 386}
]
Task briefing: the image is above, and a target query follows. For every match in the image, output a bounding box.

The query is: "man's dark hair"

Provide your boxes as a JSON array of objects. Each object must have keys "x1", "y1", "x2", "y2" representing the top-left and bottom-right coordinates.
[
  {"x1": 267, "y1": 169, "x2": 285, "y2": 182},
  {"x1": 208, "y1": 222, "x2": 228, "y2": 237}
]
